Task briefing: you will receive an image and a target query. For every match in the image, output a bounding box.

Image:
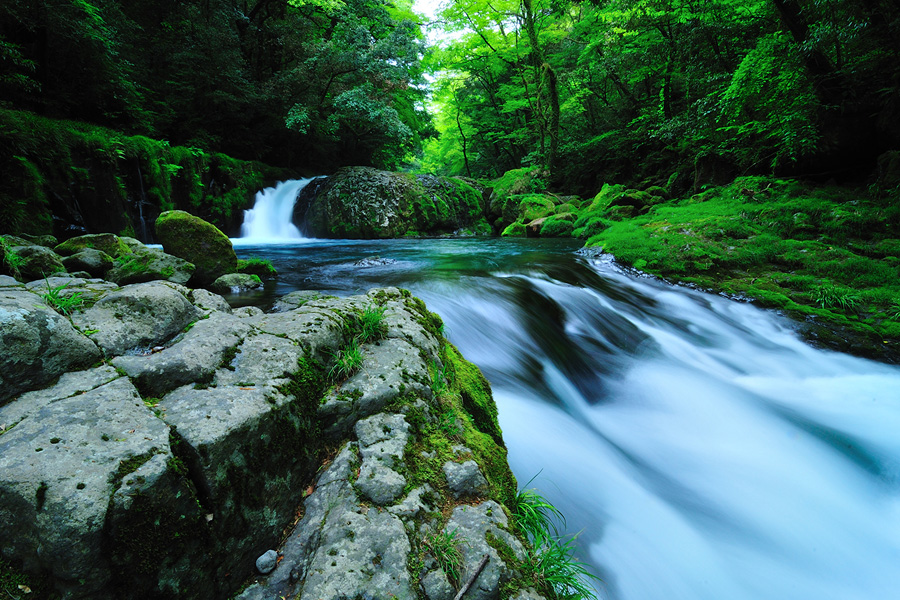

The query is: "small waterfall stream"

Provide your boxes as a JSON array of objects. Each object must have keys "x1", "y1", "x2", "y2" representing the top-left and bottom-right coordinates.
[
  {"x1": 239, "y1": 179, "x2": 314, "y2": 241},
  {"x1": 231, "y1": 225, "x2": 900, "y2": 600}
]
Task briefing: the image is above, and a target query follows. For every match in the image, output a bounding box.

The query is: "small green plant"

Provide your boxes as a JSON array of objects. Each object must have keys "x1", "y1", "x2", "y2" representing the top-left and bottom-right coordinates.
[
  {"x1": 889, "y1": 300, "x2": 900, "y2": 321},
  {"x1": 0, "y1": 237, "x2": 24, "y2": 278},
  {"x1": 437, "y1": 409, "x2": 463, "y2": 438},
  {"x1": 513, "y1": 482, "x2": 599, "y2": 600},
  {"x1": 429, "y1": 358, "x2": 451, "y2": 401},
  {"x1": 358, "y1": 303, "x2": 387, "y2": 343},
  {"x1": 813, "y1": 283, "x2": 859, "y2": 311},
  {"x1": 41, "y1": 278, "x2": 85, "y2": 315},
  {"x1": 422, "y1": 528, "x2": 463, "y2": 586},
  {"x1": 329, "y1": 339, "x2": 363, "y2": 381},
  {"x1": 522, "y1": 534, "x2": 599, "y2": 600}
]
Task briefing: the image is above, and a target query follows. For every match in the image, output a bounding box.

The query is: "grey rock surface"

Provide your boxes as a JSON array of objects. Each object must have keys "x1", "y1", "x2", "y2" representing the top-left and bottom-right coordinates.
[
  {"x1": 0, "y1": 286, "x2": 101, "y2": 403},
  {"x1": 445, "y1": 501, "x2": 527, "y2": 600},
  {"x1": 61, "y1": 248, "x2": 114, "y2": 277},
  {"x1": 0, "y1": 377, "x2": 170, "y2": 597},
  {"x1": 256, "y1": 550, "x2": 278, "y2": 574},
  {"x1": 112, "y1": 312, "x2": 252, "y2": 396},
  {"x1": 72, "y1": 281, "x2": 201, "y2": 356},
  {"x1": 190, "y1": 288, "x2": 233, "y2": 314},
  {"x1": 319, "y1": 337, "x2": 431, "y2": 438},
  {"x1": 443, "y1": 460, "x2": 490, "y2": 499},
  {"x1": 271, "y1": 290, "x2": 327, "y2": 312},
  {"x1": 421, "y1": 568, "x2": 455, "y2": 600}
]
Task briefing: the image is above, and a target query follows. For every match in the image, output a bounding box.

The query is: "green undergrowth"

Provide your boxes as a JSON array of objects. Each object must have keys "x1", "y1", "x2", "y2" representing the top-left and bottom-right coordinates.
[
  {"x1": 0, "y1": 108, "x2": 291, "y2": 235},
  {"x1": 580, "y1": 176, "x2": 900, "y2": 357},
  {"x1": 1, "y1": 557, "x2": 51, "y2": 600},
  {"x1": 237, "y1": 257, "x2": 277, "y2": 278}
]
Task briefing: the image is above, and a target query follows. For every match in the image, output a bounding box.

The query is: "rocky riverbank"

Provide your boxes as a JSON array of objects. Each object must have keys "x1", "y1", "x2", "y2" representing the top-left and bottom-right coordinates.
[{"x1": 0, "y1": 269, "x2": 553, "y2": 600}]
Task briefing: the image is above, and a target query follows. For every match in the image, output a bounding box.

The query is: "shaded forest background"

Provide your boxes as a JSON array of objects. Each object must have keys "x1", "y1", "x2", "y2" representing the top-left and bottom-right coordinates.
[{"x1": 2, "y1": 0, "x2": 900, "y2": 197}]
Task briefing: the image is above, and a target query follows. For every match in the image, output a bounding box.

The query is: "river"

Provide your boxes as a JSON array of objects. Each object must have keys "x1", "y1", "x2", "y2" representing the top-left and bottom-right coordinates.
[{"x1": 228, "y1": 186, "x2": 900, "y2": 600}]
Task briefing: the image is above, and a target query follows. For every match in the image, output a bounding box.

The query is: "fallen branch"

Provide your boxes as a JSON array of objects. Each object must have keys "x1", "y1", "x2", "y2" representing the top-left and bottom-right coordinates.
[{"x1": 453, "y1": 554, "x2": 490, "y2": 600}]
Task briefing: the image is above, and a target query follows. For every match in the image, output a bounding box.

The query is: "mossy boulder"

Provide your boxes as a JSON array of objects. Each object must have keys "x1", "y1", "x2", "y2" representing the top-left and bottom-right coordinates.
[
  {"x1": 55, "y1": 233, "x2": 132, "y2": 259},
  {"x1": 210, "y1": 273, "x2": 263, "y2": 294},
  {"x1": 155, "y1": 210, "x2": 237, "y2": 285},
  {"x1": 61, "y1": 248, "x2": 114, "y2": 278},
  {"x1": 107, "y1": 247, "x2": 195, "y2": 285},
  {"x1": 298, "y1": 167, "x2": 486, "y2": 238},
  {"x1": 501, "y1": 222, "x2": 526, "y2": 237},
  {"x1": 13, "y1": 245, "x2": 65, "y2": 280},
  {"x1": 540, "y1": 214, "x2": 576, "y2": 238}
]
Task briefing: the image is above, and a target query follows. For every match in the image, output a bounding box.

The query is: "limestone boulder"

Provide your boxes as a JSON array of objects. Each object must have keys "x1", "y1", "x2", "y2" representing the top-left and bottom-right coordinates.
[
  {"x1": 54, "y1": 233, "x2": 132, "y2": 258},
  {"x1": 155, "y1": 210, "x2": 237, "y2": 285},
  {"x1": 13, "y1": 244, "x2": 65, "y2": 280},
  {"x1": 61, "y1": 248, "x2": 114, "y2": 277},
  {"x1": 298, "y1": 167, "x2": 487, "y2": 239},
  {"x1": 107, "y1": 246, "x2": 195, "y2": 285},
  {"x1": 71, "y1": 281, "x2": 201, "y2": 356},
  {"x1": 0, "y1": 286, "x2": 101, "y2": 404}
]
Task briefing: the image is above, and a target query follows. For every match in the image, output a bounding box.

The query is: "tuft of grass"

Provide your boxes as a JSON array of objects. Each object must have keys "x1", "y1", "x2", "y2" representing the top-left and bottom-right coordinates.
[
  {"x1": 429, "y1": 358, "x2": 451, "y2": 402},
  {"x1": 422, "y1": 528, "x2": 464, "y2": 586},
  {"x1": 41, "y1": 278, "x2": 85, "y2": 315},
  {"x1": 814, "y1": 283, "x2": 859, "y2": 311},
  {"x1": 512, "y1": 482, "x2": 599, "y2": 600},
  {"x1": 358, "y1": 303, "x2": 388, "y2": 343},
  {"x1": 329, "y1": 339, "x2": 363, "y2": 381},
  {"x1": 437, "y1": 408, "x2": 463, "y2": 438}
]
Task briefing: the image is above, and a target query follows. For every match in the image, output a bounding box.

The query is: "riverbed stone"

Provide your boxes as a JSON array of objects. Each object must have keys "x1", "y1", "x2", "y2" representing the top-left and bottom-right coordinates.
[
  {"x1": 71, "y1": 281, "x2": 201, "y2": 356},
  {"x1": 61, "y1": 248, "x2": 114, "y2": 277},
  {"x1": 0, "y1": 376, "x2": 170, "y2": 598},
  {"x1": 0, "y1": 286, "x2": 101, "y2": 404},
  {"x1": 211, "y1": 272, "x2": 263, "y2": 294},
  {"x1": 156, "y1": 210, "x2": 237, "y2": 285},
  {"x1": 243, "y1": 304, "x2": 344, "y2": 364},
  {"x1": 422, "y1": 568, "x2": 455, "y2": 600},
  {"x1": 111, "y1": 312, "x2": 253, "y2": 397},
  {"x1": 272, "y1": 291, "x2": 327, "y2": 312},
  {"x1": 256, "y1": 550, "x2": 279, "y2": 574},
  {"x1": 319, "y1": 337, "x2": 431, "y2": 438}
]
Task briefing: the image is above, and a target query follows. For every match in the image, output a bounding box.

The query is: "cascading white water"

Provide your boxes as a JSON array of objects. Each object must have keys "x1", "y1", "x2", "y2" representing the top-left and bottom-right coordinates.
[
  {"x1": 231, "y1": 238, "x2": 900, "y2": 600},
  {"x1": 239, "y1": 178, "x2": 314, "y2": 241}
]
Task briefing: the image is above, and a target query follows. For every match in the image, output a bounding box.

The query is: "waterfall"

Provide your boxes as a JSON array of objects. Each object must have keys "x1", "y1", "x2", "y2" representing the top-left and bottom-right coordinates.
[{"x1": 239, "y1": 179, "x2": 313, "y2": 241}]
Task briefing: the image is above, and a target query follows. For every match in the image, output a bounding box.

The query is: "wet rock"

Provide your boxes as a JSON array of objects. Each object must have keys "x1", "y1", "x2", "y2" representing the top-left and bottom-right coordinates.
[
  {"x1": 272, "y1": 291, "x2": 328, "y2": 312},
  {"x1": 355, "y1": 256, "x2": 397, "y2": 267},
  {"x1": 303, "y1": 167, "x2": 486, "y2": 239},
  {"x1": 0, "y1": 286, "x2": 101, "y2": 404},
  {"x1": 71, "y1": 281, "x2": 201, "y2": 356},
  {"x1": 211, "y1": 273, "x2": 263, "y2": 294},
  {"x1": 319, "y1": 337, "x2": 431, "y2": 438},
  {"x1": 190, "y1": 288, "x2": 233, "y2": 314},
  {"x1": 61, "y1": 248, "x2": 114, "y2": 277},
  {"x1": 234, "y1": 306, "x2": 264, "y2": 318},
  {"x1": 156, "y1": 210, "x2": 237, "y2": 285},
  {"x1": 443, "y1": 460, "x2": 490, "y2": 499}
]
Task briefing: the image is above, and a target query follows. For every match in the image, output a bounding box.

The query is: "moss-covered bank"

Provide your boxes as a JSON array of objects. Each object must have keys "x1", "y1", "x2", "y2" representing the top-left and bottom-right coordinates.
[{"x1": 0, "y1": 109, "x2": 296, "y2": 241}]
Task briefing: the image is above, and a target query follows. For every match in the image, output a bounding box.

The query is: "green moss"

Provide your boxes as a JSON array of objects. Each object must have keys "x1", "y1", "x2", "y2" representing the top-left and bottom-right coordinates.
[
  {"x1": 578, "y1": 176, "x2": 900, "y2": 356},
  {"x1": 501, "y1": 222, "x2": 527, "y2": 237},
  {"x1": 237, "y1": 257, "x2": 277, "y2": 277},
  {"x1": 110, "y1": 451, "x2": 158, "y2": 491},
  {"x1": 1, "y1": 557, "x2": 49, "y2": 600}
]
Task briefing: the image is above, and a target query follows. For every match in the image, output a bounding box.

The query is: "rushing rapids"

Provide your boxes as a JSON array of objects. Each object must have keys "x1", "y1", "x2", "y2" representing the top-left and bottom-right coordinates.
[{"x1": 228, "y1": 205, "x2": 900, "y2": 600}]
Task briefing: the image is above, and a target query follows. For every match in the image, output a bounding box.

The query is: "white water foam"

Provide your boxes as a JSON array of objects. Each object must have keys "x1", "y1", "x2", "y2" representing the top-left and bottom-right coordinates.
[{"x1": 238, "y1": 179, "x2": 314, "y2": 243}]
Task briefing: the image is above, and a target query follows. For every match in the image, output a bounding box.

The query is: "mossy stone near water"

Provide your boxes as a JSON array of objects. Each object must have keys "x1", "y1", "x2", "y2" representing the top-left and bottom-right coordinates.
[
  {"x1": 55, "y1": 233, "x2": 133, "y2": 259},
  {"x1": 155, "y1": 210, "x2": 237, "y2": 285}
]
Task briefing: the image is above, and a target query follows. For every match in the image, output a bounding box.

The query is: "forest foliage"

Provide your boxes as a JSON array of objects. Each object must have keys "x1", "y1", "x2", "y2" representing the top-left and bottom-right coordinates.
[
  {"x1": 422, "y1": 0, "x2": 900, "y2": 193},
  {"x1": 0, "y1": 0, "x2": 430, "y2": 170}
]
